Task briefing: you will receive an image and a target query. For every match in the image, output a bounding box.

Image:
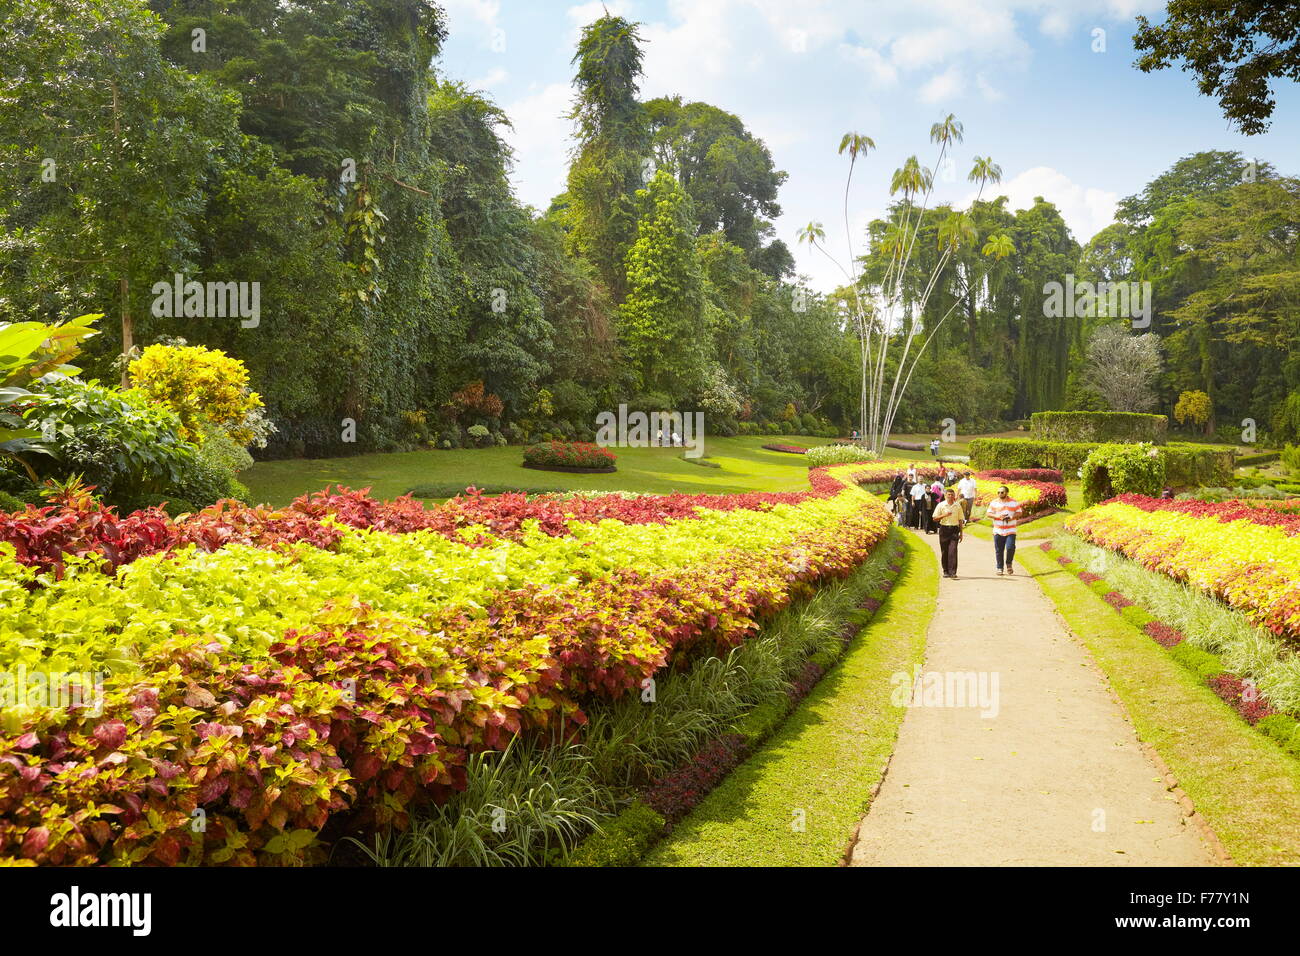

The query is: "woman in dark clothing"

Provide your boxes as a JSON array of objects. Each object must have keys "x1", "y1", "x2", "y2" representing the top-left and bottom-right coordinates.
[{"x1": 926, "y1": 480, "x2": 943, "y2": 534}]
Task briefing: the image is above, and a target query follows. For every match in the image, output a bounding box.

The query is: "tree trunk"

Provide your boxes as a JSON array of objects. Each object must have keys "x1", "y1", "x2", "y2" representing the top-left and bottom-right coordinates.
[{"x1": 119, "y1": 276, "x2": 132, "y2": 387}]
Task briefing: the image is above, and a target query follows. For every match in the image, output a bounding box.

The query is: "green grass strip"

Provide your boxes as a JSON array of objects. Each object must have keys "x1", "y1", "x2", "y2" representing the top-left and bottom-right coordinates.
[
  {"x1": 1019, "y1": 544, "x2": 1300, "y2": 866},
  {"x1": 642, "y1": 531, "x2": 937, "y2": 866}
]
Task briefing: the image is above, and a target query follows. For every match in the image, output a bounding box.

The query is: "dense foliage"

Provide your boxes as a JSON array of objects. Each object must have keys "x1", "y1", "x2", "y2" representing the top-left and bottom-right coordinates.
[
  {"x1": 969, "y1": 437, "x2": 1234, "y2": 487},
  {"x1": 1081, "y1": 443, "x2": 1167, "y2": 505}
]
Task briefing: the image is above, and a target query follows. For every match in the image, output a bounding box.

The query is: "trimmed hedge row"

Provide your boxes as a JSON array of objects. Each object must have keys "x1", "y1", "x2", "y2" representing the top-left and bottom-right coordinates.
[
  {"x1": 1030, "y1": 411, "x2": 1168, "y2": 444},
  {"x1": 969, "y1": 437, "x2": 1233, "y2": 487},
  {"x1": 1235, "y1": 451, "x2": 1278, "y2": 467}
]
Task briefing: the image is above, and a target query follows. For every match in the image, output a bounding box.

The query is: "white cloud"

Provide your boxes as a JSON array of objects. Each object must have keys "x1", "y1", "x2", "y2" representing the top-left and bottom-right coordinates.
[
  {"x1": 966, "y1": 165, "x2": 1118, "y2": 244},
  {"x1": 838, "y1": 43, "x2": 899, "y2": 87},
  {"x1": 1038, "y1": 11, "x2": 1071, "y2": 40},
  {"x1": 471, "y1": 67, "x2": 509, "y2": 90},
  {"x1": 975, "y1": 72, "x2": 1003, "y2": 101},
  {"x1": 500, "y1": 82, "x2": 574, "y2": 209},
  {"x1": 438, "y1": 0, "x2": 502, "y2": 44},
  {"x1": 919, "y1": 65, "x2": 964, "y2": 104}
]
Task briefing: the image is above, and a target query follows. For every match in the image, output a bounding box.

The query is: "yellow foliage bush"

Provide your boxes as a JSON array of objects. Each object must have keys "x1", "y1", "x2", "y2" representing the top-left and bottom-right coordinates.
[{"x1": 128, "y1": 343, "x2": 263, "y2": 445}]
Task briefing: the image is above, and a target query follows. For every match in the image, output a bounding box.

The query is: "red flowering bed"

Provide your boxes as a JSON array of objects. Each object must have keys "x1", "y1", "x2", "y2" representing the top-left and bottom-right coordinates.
[
  {"x1": 522, "y1": 441, "x2": 617, "y2": 471},
  {"x1": 0, "y1": 473, "x2": 865, "y2": 578},
  {"x1": 1065, "y1": 495, "x2": 1300, "y2": 640},
  {"x1": 1095, "y1": 493, "x2": 1300, "y2": 535},
  {"x1": 761, "y1": 444, "x2": 808, "y2": 454}
]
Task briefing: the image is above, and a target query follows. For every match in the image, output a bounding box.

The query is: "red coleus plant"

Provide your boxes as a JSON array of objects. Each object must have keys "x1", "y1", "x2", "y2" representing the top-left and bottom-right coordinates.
[{"x1": 0, "y1": 494, "x2": 176, "y2": 578}]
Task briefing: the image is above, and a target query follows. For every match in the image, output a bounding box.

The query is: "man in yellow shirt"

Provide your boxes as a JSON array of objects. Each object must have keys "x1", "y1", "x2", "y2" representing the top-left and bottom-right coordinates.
[{"x1": 932, "y1": 487, "x2": 967, "y2": 578}]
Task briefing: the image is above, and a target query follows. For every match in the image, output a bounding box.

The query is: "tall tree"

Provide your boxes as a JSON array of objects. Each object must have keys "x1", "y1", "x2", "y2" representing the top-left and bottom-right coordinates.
[
  {"x1": 645, "y1": 96, "x2": 790, "y2": 276},
  {"x1": 564, "y1": 14, "x2": 649, "y2": 301},
  {"x1": 0, "y1": 0, "x2": 242, "y2": 381}
]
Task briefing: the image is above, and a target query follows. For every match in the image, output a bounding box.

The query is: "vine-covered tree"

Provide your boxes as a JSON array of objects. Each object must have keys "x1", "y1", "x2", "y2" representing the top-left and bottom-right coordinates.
[
  {"x1": 564, "y1": 14, "x2": 649, "y2": 301},
  {"x1": 620, "y1": 170, "x2": 709, "y2": 402}
]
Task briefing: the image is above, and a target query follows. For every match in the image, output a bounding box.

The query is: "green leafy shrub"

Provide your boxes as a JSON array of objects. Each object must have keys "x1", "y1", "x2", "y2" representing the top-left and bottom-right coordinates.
[
  {"x1": 30, "y1": 378, "x2": 196, "y2": 507},
  {"x1": 1281, "y1": 444, "x2": 1300, "y2": 474},
  {"x1": 1081, "y1": 443, "x2": 1167, "y2": 505},
  {"x1": 970, "y1": 437, "x2": 1100, "y2": 472},
  {"x1": 1031, "y1": 411, "x2": 1168, "y2": 444}
]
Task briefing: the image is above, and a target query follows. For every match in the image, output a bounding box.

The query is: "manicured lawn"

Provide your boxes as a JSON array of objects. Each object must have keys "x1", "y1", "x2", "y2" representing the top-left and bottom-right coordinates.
[
  {"x1": 239, "y1": 433, "x2": 987, "y2": 506},
  {"x1": 1020, "y1": 544, "x2": 1300, "y2": 865},
  {"x1": 238, "y1": 435, "x2": 828, "y2": 505},
  {"x1": 642, "y1": 530, "x2": 937, "y2": 866}
]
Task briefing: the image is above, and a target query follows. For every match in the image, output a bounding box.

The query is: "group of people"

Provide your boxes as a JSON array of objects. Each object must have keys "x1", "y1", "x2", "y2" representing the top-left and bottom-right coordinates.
[{"x1": 887, "y1": 468, "x2": 1022, "y2": 579}]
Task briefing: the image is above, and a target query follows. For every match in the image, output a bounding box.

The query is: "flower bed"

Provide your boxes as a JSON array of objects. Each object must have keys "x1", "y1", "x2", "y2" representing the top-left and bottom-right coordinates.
[
  {"x1": 0, "y1": 475, "x2": 859, "y2": 579},
  {"x1": 761, "y1": 444, "x2": 807, "y2": 455},
  {"x1": 0, "y1": 464, "x2": 892, "y2": 865},
  {"x1": 1065, "y1": 495, "x2": 1300, "y2": 642},
  {"x1": 522, "y1": 441, "x2": 617, "y2": 471}
]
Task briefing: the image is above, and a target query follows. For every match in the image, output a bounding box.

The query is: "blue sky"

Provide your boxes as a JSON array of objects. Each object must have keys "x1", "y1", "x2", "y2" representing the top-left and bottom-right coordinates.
[{"x1": 433, "y1": 0, "x2": 1300, "y2": 292}]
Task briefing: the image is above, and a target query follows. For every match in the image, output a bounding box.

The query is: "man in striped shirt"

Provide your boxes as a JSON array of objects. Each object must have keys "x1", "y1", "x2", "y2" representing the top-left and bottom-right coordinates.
[{"x1": 986, "y1": 485, "x2": 1022, "y2": 575}]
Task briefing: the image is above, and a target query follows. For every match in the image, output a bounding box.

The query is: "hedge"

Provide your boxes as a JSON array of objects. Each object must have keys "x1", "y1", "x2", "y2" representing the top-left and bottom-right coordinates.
[
  {"x1": 969, "y1": 437, "x2": 1233, "y2": 487},
  {"x1": 1081, "y1": 443, "x2": 1166, "y2": 506},
  {"x1": 1030, "y1": 411, "x2": 1168, "y2": 444},
  {"x1": 1237, "y1": 451, "x2": 1280, "y2": 467}
]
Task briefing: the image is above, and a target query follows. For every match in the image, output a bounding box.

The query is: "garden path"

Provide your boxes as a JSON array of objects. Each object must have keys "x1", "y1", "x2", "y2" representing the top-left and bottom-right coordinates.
[{"x1": 848, "y1": 528, "x2": 1218, "y2": 866}]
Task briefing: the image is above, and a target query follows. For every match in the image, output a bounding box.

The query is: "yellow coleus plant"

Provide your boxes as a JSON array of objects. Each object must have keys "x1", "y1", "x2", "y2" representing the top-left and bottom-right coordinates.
[{"x1": 128, "y1": 343, "x2": 263, "y2": 445}]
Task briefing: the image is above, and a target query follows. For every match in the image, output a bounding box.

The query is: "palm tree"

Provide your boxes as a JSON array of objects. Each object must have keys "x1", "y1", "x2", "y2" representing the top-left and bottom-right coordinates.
[{"x1": 805, "y1": 115, "x2": 1015, "y2": 452}]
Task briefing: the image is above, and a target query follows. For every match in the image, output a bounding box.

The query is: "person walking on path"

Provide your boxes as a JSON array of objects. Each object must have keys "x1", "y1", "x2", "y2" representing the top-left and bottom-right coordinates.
[
  {"x1": 932, "y1": 487, "x2": 966, "y2": 578},
  {"x1": 986, "y1": 484, "x2": 1023, "y2": 575},
  {"x1": 957, "y1": 471, "x2": 978, "y2": 520},
  {"x1": 909, "y1": 479, "x2": 928, "y2": 530},
  {"x1": 889, "y1": 473, "x2": 906, "y2": 525}
]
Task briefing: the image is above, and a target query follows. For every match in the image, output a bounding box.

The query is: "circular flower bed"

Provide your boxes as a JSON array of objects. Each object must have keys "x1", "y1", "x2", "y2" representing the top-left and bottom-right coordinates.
[{"x1": 522, "y1": 441, "x2": 617, "y2": 473}]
